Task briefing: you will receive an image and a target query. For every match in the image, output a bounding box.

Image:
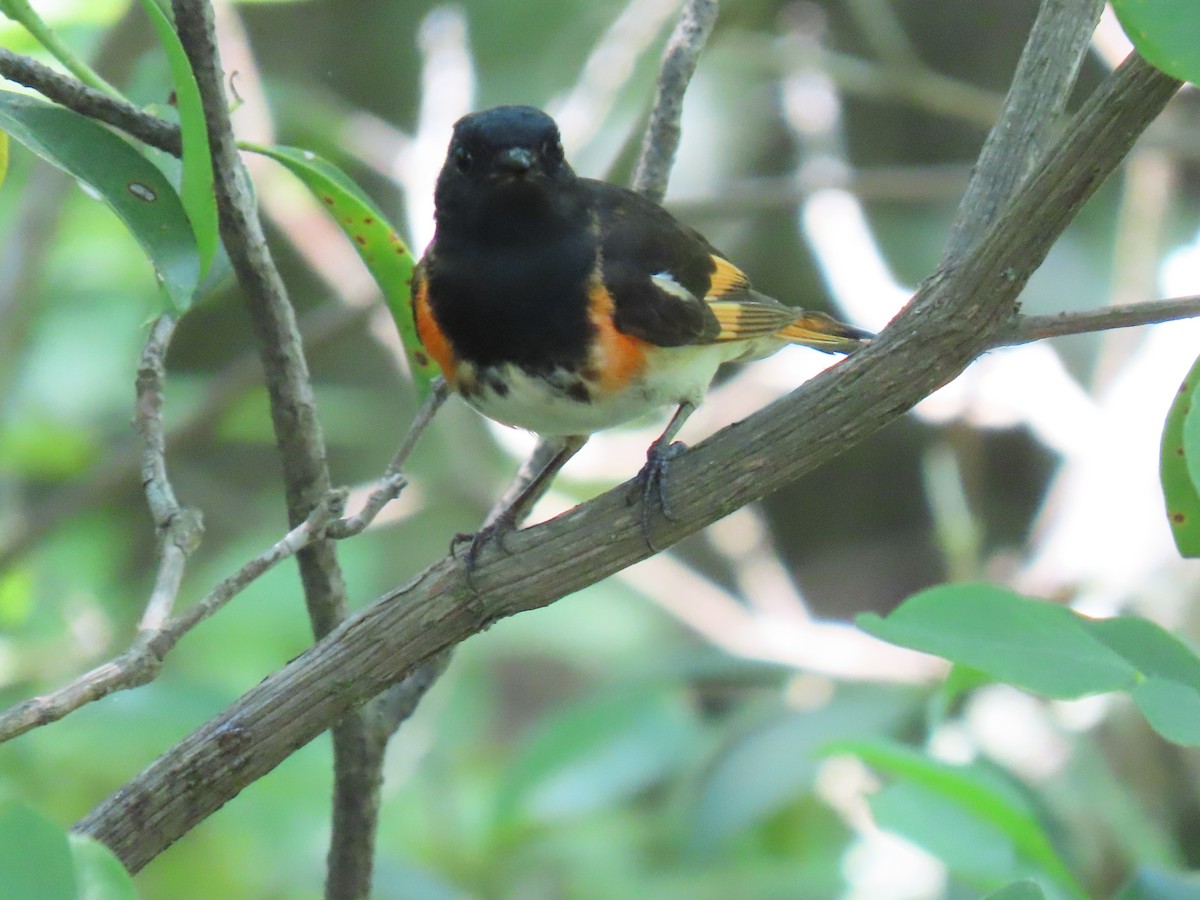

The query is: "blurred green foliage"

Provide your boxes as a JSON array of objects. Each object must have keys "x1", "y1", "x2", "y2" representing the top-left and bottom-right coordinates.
[{"x1": 2, "y1": 1, "x2": 1200, "y2": 898}]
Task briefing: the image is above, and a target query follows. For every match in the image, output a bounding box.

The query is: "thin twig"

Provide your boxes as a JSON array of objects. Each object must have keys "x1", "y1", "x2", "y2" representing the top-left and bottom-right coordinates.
[
  {"x1": 0, "y1": 48, "x2": 182, "y2": 155},
  {"x1": 631, "y1": 0, "x2": 720, "y2": 203},
  {"x1": 169, "y1": 3, "x2": 381, "y2": 897},
  {"x1": 0, "y1": 492, "x2": 344, "y2": 745},
  {"x1": 0, "y1": 374, "x2": 443, "y2": 745},
  {"x1": 326, "y1": 379, "x2": 448, "y2": 538},
  {"x1": 134, "y1": 315, "x2": 204, "y2": 632},
  {"x1": 1003, "y1": 295, "x2": 1200, "y2": 345}
]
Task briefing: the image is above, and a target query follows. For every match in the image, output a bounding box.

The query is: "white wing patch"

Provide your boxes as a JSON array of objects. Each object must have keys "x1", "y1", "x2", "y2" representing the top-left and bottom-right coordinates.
[{"x1": 650, "y1": 271, "x2": 699, "y2": 302}]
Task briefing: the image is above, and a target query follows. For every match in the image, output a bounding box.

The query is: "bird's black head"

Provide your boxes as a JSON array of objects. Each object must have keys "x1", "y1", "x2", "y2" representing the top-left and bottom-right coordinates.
[
  {"x1": 433, "y1": 106, "x2": 580, "y2": 235},
  {"x1": 446, "y1": 106, "x2": 570, "y2": 182}
]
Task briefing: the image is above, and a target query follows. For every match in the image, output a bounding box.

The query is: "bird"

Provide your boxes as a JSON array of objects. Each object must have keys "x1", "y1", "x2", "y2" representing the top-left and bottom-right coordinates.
[{"x1": 412, "y1": 105, "x2": 871, "y2": 559}]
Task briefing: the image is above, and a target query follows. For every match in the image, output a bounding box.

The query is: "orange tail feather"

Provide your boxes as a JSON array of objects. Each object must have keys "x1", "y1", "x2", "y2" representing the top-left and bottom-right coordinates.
[{"x1": 775, "y1": 311, "x2": 872, "y2": 354}]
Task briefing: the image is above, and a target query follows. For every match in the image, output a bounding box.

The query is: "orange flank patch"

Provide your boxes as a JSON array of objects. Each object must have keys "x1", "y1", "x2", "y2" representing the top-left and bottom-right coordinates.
[
  {"x1": 412, "y1": 271, "x2": 457, "y2": 384},
  {"x1": 588, "y1": 280, "x2": 648, "y2": 390},
  {"x1": 707, "y1": 255, "x2": 751, "y2": 298}
]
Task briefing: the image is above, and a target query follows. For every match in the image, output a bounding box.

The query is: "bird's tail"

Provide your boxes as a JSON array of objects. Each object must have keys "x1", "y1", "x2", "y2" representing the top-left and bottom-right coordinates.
[{"x1": 775, "y1": 311, "x2": 873, "y2": 354}]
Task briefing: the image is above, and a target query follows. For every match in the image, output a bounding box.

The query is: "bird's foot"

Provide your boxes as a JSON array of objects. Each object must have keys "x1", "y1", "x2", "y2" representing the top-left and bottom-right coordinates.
[
  {"x1": 450, "y1": 512, "x2": 517, "y2": 590},
  {"x1": 629, "y1": 440, "x2": 687, "y2": 551}
]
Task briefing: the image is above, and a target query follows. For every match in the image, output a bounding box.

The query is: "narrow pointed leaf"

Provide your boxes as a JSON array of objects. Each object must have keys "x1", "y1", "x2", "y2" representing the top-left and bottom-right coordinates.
[
  {"x1": 823, "y1": 739, "x2": 1085, "y2": 899},
  {"x1": 0, "y1": 90, "x2": 199, "y2": 309},
  {"x1": 242, "y1": 142, "x2": 438, "y2": 397},
  {"x1": 136, "y1": 0, "x2": 218, "y2": 276}
]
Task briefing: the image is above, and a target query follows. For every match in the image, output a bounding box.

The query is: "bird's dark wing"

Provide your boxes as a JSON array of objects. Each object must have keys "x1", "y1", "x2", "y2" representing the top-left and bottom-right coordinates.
[{"x1": 581, "y1": 178, "x2": 796, "y2": 348}]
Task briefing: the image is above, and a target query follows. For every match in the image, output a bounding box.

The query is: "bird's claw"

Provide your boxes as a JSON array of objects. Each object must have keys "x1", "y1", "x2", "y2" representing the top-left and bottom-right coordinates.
[
  {"x1": 450, "y1": 513, "x2": 517, "y2": 589},
  {"x1": 630, "y1": 440, "x2": 687, "y2": 550}
]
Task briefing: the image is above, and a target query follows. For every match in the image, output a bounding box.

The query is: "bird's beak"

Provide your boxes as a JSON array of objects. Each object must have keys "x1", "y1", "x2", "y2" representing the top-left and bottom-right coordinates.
[{"x1": 495, "y1": 147, "x2": 535, "y2": 176}]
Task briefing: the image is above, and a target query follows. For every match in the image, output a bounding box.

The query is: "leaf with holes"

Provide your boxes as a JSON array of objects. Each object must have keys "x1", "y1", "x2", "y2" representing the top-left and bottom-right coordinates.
[
  {"x1": 242, "y1": 142, "x2": 439, "y2": 397},
  {"x1": 1161, "y1": 353, "x2": 1200, "y2": 556},
  {"x1": 0, "y1": 90, "x2": 199, "y2": 309},
  {"x1": 136, "y1": 0, "x2": 218, "y2": 276}
]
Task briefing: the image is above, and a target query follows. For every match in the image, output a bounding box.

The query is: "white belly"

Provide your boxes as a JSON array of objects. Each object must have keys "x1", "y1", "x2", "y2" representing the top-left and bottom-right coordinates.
[{"x1": 458, "y1": 341, "x2": 760, "y2": 436}]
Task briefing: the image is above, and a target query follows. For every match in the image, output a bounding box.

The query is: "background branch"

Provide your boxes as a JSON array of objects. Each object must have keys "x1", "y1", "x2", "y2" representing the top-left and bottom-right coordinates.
[
  {"x1": 168, "y1": 2, "x2": 387, "y2": 896},
  {"x1": 631, "y1": 0, "x2": 719, "y2": 203},
  {"x1": 941, "y1": 0, "x2": 1104, "y2": 261},
  {"x1": 74, "y1": 53, "x2": 1182, "y2": 874},
  {"x1": 1006, "y1": 295, "x2": 1200, "y2": 344}
]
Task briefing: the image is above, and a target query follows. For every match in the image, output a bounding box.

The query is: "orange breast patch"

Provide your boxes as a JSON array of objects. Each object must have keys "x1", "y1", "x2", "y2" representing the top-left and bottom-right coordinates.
[
  {"x1": 412, "y1": 269, "x2": 458, "y2": 385},
  {"x1": 588, "y1": 279, "x2": 648, "y2": 391}
]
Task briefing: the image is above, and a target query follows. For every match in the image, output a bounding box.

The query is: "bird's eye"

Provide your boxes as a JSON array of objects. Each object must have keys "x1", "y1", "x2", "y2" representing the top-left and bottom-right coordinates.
[
  {"x1": 452, "y1": 145, "x2": 472, "y2": 173},
  {"x1": 542, "y1": 138, "x2": 564, "y2": 164}
]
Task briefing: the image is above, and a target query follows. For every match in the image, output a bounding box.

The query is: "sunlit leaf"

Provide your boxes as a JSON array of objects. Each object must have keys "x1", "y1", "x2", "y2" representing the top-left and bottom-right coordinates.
[
  {"x1": 241, "y1": 142, "x2": 439, "y2": 397},
  {"x1": 1112, "y1": 0, "x2": 1200, "y2": 84},
  {"x1": 0, "y1": 566, "x2": 34, "y2": 627},
  {"x1": 1161, "y1": 353, "x2": 1200, "y2": 555},
  {"x1": 0, "y1": 129, "x2": 8, "y2": 188},
  {"x1": 0, "y1": 90, "x2": 200, "y2": 309},
  {"x1": 136, "y1": 0, "x2": 218, "y2": 276},
  {"x1": 823, "y1": 739, "x2": 1085, "y2": 898},
  {"x1": 69, "y1": 834, "x2": 137, "y2": 900},
  {"x1": 0, "y1": 801, "x2": 76, "y2": 900},
  {"x1": 858, "y1": 584, "x2": 1137, "y2": 698}
]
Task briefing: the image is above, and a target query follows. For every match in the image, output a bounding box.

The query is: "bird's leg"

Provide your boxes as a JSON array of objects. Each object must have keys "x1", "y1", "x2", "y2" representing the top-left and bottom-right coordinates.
[
  {"x1": 632, "y1": 400, "x2": 697, "y2": 549},
  {"x1": 453, "y1": 435, "x2": 588, "y2": 579}
]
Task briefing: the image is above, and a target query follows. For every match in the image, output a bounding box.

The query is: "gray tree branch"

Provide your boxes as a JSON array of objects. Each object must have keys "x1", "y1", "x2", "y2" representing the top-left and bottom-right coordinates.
[
  {"x1": 942, "y1": 0, "x2": 1104, "y2": 261},
  {"x1": 167, "y1": 2, "x2": 384, "y2": 896},
  {"x1": 632, "y1": 0, "x2": 719, "y2": 203}
]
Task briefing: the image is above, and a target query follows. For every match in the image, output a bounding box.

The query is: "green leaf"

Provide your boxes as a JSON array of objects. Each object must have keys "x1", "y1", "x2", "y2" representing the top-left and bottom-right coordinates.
[
  {"x1": 241, "y1": 142, "x2": 439, "y2": 397},
  {"x1": 1160, "y1": 353, "x2": 1200, "y2": 556},
  {"x1": 858, "y1": 583, "x2": 1137, "y2": 698},
  {"x1": 864, "y1": 587, "x2": 1200, "y2": 746},
  {"x1": 136, "y1": 0, "x2": 218, "y2": 277},
  {"x1": 823, "y1": 739, "x2": 1085, "y2": 899},
  {"x1": 0, "y1": 90, "x2": 200, "y2": 309},
  {"x1": 687, "y1": 685, "x2": 916, "y2": 849},
  {"x1": 69, "y1": 834, "x2": 137, "y2": 900},
  {"x1": 1085, "y1": 616, "x2": 1200, "y2": 691},
  {"x1": 1112, "y1": 0, "x2": 1200, "y2": 84},
  {"x1": 984, "y1": 881, "x2": 1047, "y2": 900},
  {"x1": 495, "y1": 688, "x2": 699, "y2": 829},
  {"x1": 1131, "y1": 678, "x2": 1200, "y2": 746},
  {"x1": 871, "y1": 780, "x2": 1017, "y2": 884},
  {"x1": 0, "y1": 801, "x2": 76, "y2": 900},
  {"x1": 0, "y1": 129, "x2": 8, "y2": 188}
]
